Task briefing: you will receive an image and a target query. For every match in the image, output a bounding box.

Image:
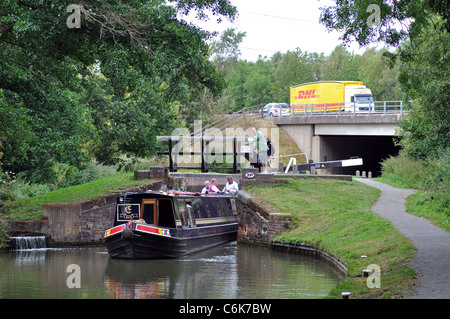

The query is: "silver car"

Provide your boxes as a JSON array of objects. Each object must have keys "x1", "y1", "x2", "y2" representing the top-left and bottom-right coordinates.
[{"x1": 262, "y1": 103, "x2": 291, "y2": 117}]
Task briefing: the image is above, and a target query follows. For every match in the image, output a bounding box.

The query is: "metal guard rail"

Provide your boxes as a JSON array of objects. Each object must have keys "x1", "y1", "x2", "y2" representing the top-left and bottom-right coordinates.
[{"x1": 286, "y1": 100, "x2": 404, "y2": 116}]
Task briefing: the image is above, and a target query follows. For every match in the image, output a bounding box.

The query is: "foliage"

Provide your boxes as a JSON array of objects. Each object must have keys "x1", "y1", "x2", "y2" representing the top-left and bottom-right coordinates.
[
  {"x1": 380, "y1": 154, "x2": 430, "y2": 189},
  {"x1": 319, "y1": 0, "x2": 449, "y2": 232},
  {"x1": 320, "y1": 44, "x2": 360, "y2": 81},
  {"x1": 397, "y1": 20, "x2": 449, "y2": 161},
  {"x1": 319, "y1": 1, "x2": 448, "y2": 160},
  {"x1": 0, "y1": 213, "x2": 9, "y2": 249},
  {"x1": 210, "y1": 28, "x2": 246, "y2": 74},
  {"x1": 270, "y1": 49, "x2": 317, "y2": 103},
  {"x1": 319, "y1": 0, "x2": 447, "y2": 48},
  {"x1": 213, "y1": 43, "x2": 401, "y2": 111},
  {"x1": 0, "y1": 0, "x2": 235, "y2": 185},
  {"x1": 380, "y1": 151, "x2": 449, "y2": 230}
]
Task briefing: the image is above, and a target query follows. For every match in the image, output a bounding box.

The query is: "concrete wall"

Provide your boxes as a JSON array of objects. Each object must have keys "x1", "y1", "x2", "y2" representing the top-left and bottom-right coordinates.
[
  {"x1": 273, "y1": 114, "x2": 403, "y2": 174},
  {"x1": 43, "y1": 203, "x2": 116, "y2": 243},
  {"x1": 315, "y1": 123, "x2": 398, "y2": 136}
]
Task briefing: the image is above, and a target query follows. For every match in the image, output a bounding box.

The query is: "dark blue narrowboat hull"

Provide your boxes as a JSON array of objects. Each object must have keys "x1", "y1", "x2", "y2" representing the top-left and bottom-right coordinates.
[
  {"x1": 103, "y1": 191, "x2": 239, "y2": 259},
  {"x1": 104, "y1": 223, "x2": 238, "y2": 259}
]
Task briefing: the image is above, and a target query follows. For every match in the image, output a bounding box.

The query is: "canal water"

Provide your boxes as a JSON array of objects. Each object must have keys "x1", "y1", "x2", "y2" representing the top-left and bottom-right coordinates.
[{"x1": 0, "y1": 242, "x2": 342, "y2": 299}]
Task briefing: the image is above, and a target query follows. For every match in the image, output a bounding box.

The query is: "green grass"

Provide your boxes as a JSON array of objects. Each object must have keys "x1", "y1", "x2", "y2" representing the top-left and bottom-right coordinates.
[
  {"x1": 4, "y1": 173, "x2": 154, "y2": 220},
  {"x1": 246, "y1": 178, "x2": 417, "y2": 299},
  {"x1": 376, "y1": 177, "x2": 450, "y2": 232}
]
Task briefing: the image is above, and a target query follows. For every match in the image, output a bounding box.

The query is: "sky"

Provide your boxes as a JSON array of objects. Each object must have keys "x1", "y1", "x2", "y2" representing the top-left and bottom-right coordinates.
[{"x1": 179, "y1": 0, "x2": 376, "y2": 61}]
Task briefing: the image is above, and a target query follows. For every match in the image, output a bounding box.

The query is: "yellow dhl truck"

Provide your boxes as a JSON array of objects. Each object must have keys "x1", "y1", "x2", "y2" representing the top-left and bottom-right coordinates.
[{"x1": 290, "y1": 81, "x2": 374, "y2": 113}]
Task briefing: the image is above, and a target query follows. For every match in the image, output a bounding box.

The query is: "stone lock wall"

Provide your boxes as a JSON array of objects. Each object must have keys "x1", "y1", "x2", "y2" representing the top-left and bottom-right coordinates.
[
  {"x1": 42, "y1": 181, "x2": 164, "y2": 244},
  {"x1": 8, "y1": 180, "x2": 165, "y2": 245},
  {"x1": 42, "y1": 203, "x2": 116, "y2": 243},
  {"x1": 237, "y1": 190, "x2": 292, "y2": 246}
]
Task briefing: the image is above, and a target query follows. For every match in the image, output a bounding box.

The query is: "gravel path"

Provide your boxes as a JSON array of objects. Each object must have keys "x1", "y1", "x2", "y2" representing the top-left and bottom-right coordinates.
[{"x1": 356, "y1": 178, "x2": 450, "y2": 299}]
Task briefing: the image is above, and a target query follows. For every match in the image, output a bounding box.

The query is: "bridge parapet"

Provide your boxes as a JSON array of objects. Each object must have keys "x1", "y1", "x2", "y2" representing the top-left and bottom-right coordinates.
[{"x1": 272, "y1": 113, "x2": 404, "y2": 126}]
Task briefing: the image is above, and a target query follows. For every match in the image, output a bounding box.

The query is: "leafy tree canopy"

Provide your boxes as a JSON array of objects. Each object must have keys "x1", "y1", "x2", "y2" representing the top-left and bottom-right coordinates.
[{"x1": 0, "y1": 0, "x2": 235, "y2": 183}]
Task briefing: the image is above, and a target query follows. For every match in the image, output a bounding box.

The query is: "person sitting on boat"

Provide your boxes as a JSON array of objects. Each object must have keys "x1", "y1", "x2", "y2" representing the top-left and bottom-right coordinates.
[
  {"x1": 201, "y1": 180, "x2": 210, "y2": 194},
  {"x1": 209, "y1": 178, "x2": 220, "y2": 193},
  {"x1": 222, "y1": 176, "x2": 239, "y2": 195}
]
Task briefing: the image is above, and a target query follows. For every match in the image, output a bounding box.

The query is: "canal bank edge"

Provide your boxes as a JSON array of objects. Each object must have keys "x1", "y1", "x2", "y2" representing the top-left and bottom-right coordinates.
[
  {"x1": 8, "y1": 179, "x2": 165, "y2": 246},
  {"x1": 237, "y1": 189, "x2": 348, "y2": 276}
]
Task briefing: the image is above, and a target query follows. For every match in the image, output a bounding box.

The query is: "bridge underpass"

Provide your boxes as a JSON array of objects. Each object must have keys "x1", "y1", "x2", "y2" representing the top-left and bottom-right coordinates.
[
  {"x1": 273, "y1": 114, "x2": 404, "y2": 177},
  {"x1": 318, "y1": 135, "x2": 400, "y2": 176}
]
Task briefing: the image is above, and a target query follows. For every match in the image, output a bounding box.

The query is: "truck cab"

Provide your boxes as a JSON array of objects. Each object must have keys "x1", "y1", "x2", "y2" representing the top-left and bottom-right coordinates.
[{"x1": 345, "y1": 86, "x2": 374, "y2": 112}]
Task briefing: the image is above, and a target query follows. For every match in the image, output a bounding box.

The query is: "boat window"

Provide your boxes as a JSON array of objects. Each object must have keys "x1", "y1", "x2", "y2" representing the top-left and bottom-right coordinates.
[
  {"x1": 176, "y1": 199, "x2": 196, "y2": 228},
  {"x1": 186, "y1": 204, "x2": 196, "y2": 227},
  {"x1": 141, "y1": 199, "x2": 156, "y2": 225},
  {"x1": 158, "y1": 199, "x2": 176, "y2": 228},
  {"x1": 230, "y1": 199, "x2": 238, "y2": 215},
  {"x1": 215, "y1": 198, "x2": 230, "y2": 217}
]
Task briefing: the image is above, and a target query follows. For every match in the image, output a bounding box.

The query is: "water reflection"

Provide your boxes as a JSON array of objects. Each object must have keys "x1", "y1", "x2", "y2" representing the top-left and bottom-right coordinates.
[{"x1": 0, "y1": 243, "x2": 342, "y2": 299}]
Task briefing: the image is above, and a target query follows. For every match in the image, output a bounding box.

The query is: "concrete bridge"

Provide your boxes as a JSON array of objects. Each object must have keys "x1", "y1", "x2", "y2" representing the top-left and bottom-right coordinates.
[{"x1": 272, "y1": 113, "x2": 404, "y2": 176}]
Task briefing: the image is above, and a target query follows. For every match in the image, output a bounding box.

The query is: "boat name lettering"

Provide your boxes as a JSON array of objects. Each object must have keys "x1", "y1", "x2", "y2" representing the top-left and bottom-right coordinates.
[{"x1": 118, "y1": 204, "x2": 140, "y2": 220}]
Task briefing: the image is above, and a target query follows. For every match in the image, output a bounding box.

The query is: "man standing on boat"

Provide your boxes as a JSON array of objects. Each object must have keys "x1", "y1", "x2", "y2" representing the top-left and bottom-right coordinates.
[
  {"x1": 252, "y1": 126, "x2": 269, "y2": 173},
  {"x1": 223, "y1": 176, "x2": 239, "y2": 195}
]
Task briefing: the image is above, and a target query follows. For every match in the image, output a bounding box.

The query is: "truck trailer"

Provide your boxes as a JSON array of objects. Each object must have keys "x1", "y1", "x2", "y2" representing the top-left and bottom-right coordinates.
[{"x1": 290, "y1": 81, "x2": 374, "y2": 114}]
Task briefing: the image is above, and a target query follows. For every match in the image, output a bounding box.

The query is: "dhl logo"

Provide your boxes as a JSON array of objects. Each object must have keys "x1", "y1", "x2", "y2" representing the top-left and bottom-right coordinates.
[{"x1": 296, "y1": 89, "x2": 319, "y2": 99}]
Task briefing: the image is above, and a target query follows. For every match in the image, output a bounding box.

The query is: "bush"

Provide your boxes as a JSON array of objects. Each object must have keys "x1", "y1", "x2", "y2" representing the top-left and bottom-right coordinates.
[
  {"x1": 380, "y1": 154, "x2": 429, "y2": 189},
  {"x1": 0, "y1": 161, "x2": 118, "y2": 201},
  {"x1": 52, "y1": 161, "x2": 117, "y2": 189},
  {"x1": 0, "y1": 214, "x2": 9, "y2": 249}
]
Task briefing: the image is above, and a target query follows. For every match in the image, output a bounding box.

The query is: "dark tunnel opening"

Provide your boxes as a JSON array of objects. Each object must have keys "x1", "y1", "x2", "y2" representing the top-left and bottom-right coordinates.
[{"x1": 319, "y1": 135, "x2": 401, "y2": 177}]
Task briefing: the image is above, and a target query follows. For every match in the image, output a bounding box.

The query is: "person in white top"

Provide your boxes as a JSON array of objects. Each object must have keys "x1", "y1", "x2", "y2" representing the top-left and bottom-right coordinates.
[
  {"x1": 222, "y1": 176, "x2": 239, "y2": 195},
  {"x1": 201, "y1": 180, "x2": 210, "y2": 194}
]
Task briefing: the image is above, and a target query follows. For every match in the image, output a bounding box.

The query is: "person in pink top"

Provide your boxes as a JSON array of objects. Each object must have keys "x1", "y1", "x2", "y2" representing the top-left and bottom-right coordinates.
[{"x1": 209, "y1": 178, "x2": 220, "y2": 193}]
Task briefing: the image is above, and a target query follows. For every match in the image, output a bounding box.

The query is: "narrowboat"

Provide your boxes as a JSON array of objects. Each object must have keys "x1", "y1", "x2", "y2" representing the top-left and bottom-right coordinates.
[{"x1": 103, "y1": 191, "x2": 238, "y2": 259}]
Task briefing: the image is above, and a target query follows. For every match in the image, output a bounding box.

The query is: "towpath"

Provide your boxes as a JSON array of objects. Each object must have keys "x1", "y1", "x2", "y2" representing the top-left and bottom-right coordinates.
[{"x1": 356, "y1": 178, "x2": 450, "y2": 299}]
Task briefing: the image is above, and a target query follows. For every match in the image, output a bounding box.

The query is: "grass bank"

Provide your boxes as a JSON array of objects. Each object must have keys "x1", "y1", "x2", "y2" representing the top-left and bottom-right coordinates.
[
  {"x1": 3, "y1": 172, "x2": 154, "y2": 220},
  {"x1": 379, "y1": 154, "x2": 449, "y2": 232},
  {"x1": 376, "y1": 176, "x2": 450, "y2": 232},
  {"x1": 245, "y1": 178, "x2": 417, "y2": 299}
]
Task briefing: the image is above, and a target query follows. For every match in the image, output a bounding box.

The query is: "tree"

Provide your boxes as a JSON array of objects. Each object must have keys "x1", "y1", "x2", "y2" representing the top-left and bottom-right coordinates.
[
  {"x1": 358, "y1": 48, "x2": 401, "y2": 101},
  {"x1": 0, "y1": 0, "x2": 236, "y2": 183},
  {"x1": 242, "y1": 59, "x2": 273, "y2": 107},
  {"x1": 211, "y1": 28, "x2": 246, "y2": 74},
  {"x1": 320, "y1": 45, "x2": 361, "y2": 81},
  {"x1": 319, "y1": 0, "x2": 435, "y2": 48},
  {"x1": 397, "y1": 20, "x2": 449, "y2": 160},
  {"x1": 271, "y1": 49, "x2": 314, "y2": 103}
]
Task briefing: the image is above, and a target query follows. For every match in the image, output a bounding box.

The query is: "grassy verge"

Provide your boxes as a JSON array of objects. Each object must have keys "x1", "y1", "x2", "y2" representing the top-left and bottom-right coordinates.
[
  {"x1": 3, "y1": 172, "x2": 154, "y2": 220},
  {"x1": 378, "y1": 154, "x2": 449, "y2": 233},
  {"x1": 246, "y1": 178, "x2": 417, "y2": 299},
  {"x1": 376, "y1": 176, "x2": 450, "y2": 232}
]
